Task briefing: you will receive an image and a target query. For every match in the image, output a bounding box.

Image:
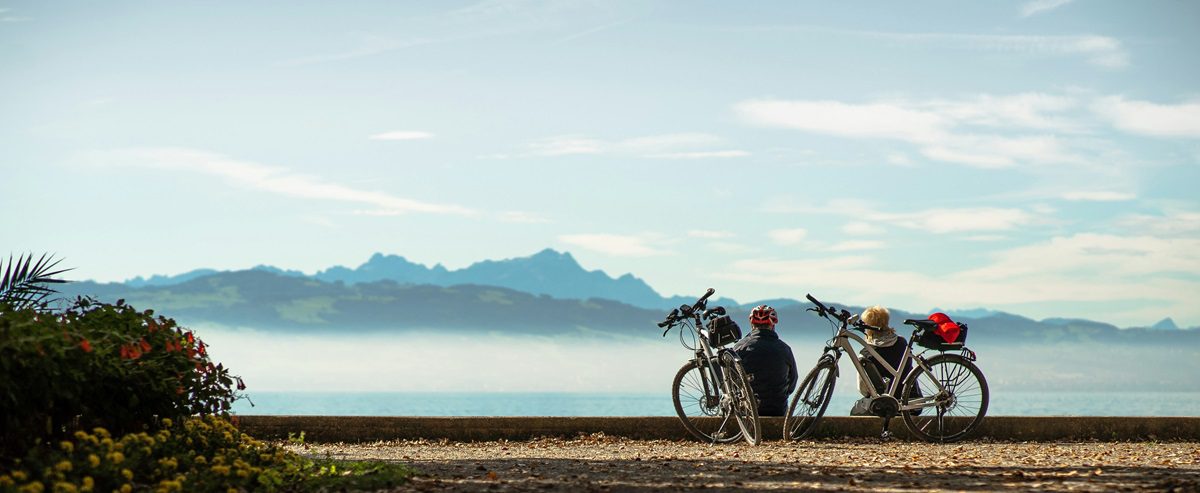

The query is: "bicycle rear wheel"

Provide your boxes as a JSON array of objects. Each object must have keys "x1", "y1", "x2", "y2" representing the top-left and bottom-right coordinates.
[
  {"x1": 724, "y1": 357, "x2": 761, "y2": 445},
  {"x1": 671, "y1": 359, "x2": 743, "y2": 443},
  {"x1": 783, "y1": 357, "x2": 837, "y2": 441},
  {"x1": 900, "y1": 353, "x2": 989, "y2": 443}
]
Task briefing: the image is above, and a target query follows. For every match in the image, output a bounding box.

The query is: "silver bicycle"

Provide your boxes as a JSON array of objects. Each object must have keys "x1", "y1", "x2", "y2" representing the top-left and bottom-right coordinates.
[
  {"x1": 783, "y1": 294, "x2": 989, "y2": 443},
  {"x1": 658, "y1": 288, "x2": 761, "y2": 445}
]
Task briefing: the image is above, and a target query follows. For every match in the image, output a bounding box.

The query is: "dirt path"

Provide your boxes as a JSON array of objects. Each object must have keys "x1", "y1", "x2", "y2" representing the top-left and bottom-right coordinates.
[{"x1": 290, "y1": 436, "x2": 1200, "y2": 492}]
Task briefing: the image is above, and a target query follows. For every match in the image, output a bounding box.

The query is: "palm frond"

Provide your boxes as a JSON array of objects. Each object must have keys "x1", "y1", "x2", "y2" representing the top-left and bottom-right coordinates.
[{"x1": 1, "y1": 253, "x2": 72, "y2": 311}]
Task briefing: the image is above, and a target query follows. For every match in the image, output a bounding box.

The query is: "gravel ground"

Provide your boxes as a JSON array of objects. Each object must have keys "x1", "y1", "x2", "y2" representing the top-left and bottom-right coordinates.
[{"x1": 287, "y1": 435, "x2": 1200, "y2": 492}]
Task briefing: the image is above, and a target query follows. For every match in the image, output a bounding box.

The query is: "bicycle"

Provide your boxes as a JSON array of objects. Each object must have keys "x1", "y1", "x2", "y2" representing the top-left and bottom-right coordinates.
[
  {"x1": 783, "y1": 294, "x2": 989, "y2": 443},
  {"x1": 658, "y1": 288, "x2": 761, "y2": 445}
]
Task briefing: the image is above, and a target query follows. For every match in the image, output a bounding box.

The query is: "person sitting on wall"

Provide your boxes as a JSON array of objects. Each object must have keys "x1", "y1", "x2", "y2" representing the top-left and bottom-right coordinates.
[
  {"x1": 856, "y1": 305, "x2": 913, "y2": 397},
  {"x1": 733, "y1": 305, "x2": 798, "y2": 416}
]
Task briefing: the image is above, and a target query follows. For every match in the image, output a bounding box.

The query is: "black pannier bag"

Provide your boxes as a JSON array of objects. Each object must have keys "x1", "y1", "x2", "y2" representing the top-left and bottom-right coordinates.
[
  {"x1": 916, "y1": 322, "x2": 968, "y2": 350},
  {"x1": 705, "y1": 315, "x2": 743, "y2": 347}
]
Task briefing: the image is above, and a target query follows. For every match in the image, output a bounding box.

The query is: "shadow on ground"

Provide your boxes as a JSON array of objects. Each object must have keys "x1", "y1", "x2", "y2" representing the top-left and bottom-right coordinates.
[{"x1": 397, "y1": 457, "x2": 1199, "y2": 492}]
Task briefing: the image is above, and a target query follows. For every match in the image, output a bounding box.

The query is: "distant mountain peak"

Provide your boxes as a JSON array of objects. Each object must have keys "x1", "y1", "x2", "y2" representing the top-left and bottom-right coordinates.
[{"x1": 1151, "y1": 317, "x2": 1179, "y2": 330}]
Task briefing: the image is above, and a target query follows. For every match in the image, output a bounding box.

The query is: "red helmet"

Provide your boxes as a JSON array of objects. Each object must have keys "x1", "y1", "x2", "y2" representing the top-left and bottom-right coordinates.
[{"x1": 749, "y1": 305, "x2": 778, "y2": 327}]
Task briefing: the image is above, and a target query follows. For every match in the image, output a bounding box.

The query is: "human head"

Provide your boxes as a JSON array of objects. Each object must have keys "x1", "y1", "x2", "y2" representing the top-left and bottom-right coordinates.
[
  {"x1": 860, "y1": 305, "x2": 893, "y2": 335},
  {"x1": 749, "y1": 305, "x2": 778, "y2": 330}
]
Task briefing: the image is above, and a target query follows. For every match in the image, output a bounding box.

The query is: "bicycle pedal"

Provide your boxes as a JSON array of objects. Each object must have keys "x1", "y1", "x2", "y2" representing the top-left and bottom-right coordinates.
[{"x1": 879, "y1": 431, "x2": 894, "y2": 441}]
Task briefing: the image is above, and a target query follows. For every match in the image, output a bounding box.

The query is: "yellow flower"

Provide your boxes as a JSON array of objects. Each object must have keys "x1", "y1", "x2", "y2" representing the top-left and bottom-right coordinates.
[
  {"x1": 87, "y1": 455, "x2": 99, "y2": 468},
  {"x1": 92, "y1": 428, "x2": 109, "y2": 439},
  {"x1": 12, "y1": 471, "x2": 27, "y2": 481},
  {"x1": 19, "y1": 482, "x2": 45, "y2": 493},
  {"x1": 120, "y1": 484, "x2": 132, "y2": 493},
  {"x1": 55, "y1": 460, "x2": 73, "y2": 473},
  {"x1": 52, "y1": 482, "x2": 77, "y2": 493},
  {"x1": 73, "y1": 431, "x2": 89, "y2": 441},
  {"x1": 227, "y1": 488, "x2": 238, "y2": 493},
  {"x1": 108, "y1": 452, "x2": 124, "y2": 465},
  {"x1": 161, "y1": 418, "x2": 173, "y2": 428},
  {"x1": 194, "y1": 455, "x2": 207, "y2": 465},
  {"x1": 0, "y1": 475, "x2": 13, "y2": 487},
  {"x1": 101, "y1": 438, "x2": 114, "y2": 449},
  {"x1": 59, "y1": 441, "x2": 74, "y2": 453},
  {"x1": 81, "y1": 477, "x2": 94, "y2": 492},
  {"x1": 121, "y1": 469, "x2": 133, "y2": 480}
]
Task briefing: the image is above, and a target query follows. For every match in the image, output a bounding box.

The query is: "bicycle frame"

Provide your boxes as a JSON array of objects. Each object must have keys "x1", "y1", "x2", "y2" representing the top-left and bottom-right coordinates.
[
  {"x1": 680, "y1": 314, "x2": 737, "y2": 410},
  {"x1": 822, "y1": 324, "x2": 948, "y2": 412}
]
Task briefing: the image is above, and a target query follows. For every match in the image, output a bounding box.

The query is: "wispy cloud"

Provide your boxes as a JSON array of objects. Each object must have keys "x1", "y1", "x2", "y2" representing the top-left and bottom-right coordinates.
[
  {"x1": 1020, "y1": 0, "x2": 1075, "y2": 17},
  {"x1": 763, "y1": 197, "x2": 1041, "y2": 235},
  {"x1": 497, "y1": 211, "x2": 551, "y2": 224},
  {"x1": 521, "y1": 133, "x2": 749, "y2": 160},
  {"x1": 369, "y1": 130, "x2": 436, "y2": 141},
  {"x1": 558, "y1": 233, "x2": 668, "y2": 257},
  {"x1": 1061, "y1": 191, "x2": 1136, "y2": 202},
  {"x1": 722, "y1": 232, "x2": 1200, "y2": 326},
  {"x1": 83, "y1": 148, "x2": 475, "y2": 216},
  {"x1": 277, "y1": 35, "x2": 438, "y2": 67},
  {"x1": 767, "y1": 228, "x2": 808, "y2": 245},
  {"x1": 841, "y1": 222, "x2": 885, "y2": 235},
  {"x1": 688, "y1": 230, "x2": 735, "y2": 239},
  {"x1": 1092, "y1": 96, "x2": 1200, "y2": 138},
  {"x1": 735, "y1": 93, "x2": 1087, "y2": 168},
  {"x1": 740, "y1": 26, "x2": 1129, "y2": 69}
]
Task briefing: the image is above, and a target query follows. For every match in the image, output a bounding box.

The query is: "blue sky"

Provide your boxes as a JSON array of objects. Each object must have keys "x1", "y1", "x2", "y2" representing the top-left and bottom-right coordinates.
[{"x1": 3, "y1": 0, "x2": 1198, "y2": 327}]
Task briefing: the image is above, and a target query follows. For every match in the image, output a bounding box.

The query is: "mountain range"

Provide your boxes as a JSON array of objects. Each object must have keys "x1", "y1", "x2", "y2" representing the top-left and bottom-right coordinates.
[
  {"x1": 125, "y1": 248, "x2": 741, "y2": 310},
  {"x1": 58, "y1": 249, "x2": 1195, "y2": 341}
]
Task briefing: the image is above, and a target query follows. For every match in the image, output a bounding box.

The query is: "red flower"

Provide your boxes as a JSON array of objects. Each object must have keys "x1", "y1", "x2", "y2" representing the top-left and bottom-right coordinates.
[
  {"x1": 185, "y1": 331, "x2": 194, "y2": 345},
  {"x1": 79, "y1": 339, "x2": 93, "y2": 353},
  {"x1": 198, "y1": 342, "x2": 207, "y2": 357},
  {"x1": 148, "y1": 319, "x2": 159, "y2": 333},
  {"x1": 139, "y1": 338, "x2": 152, "y2": 353},
  {"x1": 119, "y1": 345, "x2": 130, "y2": 359}
]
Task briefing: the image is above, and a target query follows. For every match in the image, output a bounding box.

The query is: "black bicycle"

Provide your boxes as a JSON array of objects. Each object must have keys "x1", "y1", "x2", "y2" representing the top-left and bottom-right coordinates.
[
  {"x1": 783, "y1": 294, "x2": 989, "y2": 442},
  {"x1": 658, "y1": 288, "x2": 760, "y2": 445}
]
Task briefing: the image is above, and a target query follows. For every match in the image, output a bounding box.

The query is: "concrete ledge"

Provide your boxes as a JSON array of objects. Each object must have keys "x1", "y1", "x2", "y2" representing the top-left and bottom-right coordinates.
[{"x1": 237, "y1": 416, "x2": 1200, "y2": 443}]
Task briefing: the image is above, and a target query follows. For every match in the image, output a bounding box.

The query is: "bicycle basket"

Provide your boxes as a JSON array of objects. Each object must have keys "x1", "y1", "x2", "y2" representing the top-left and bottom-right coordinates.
[
  {"x1": 705, "y1": 315, "x2": 743, "y2": 347},
  {"x1": 916, "y1": 322, "x2": 968, "y2": 350}
]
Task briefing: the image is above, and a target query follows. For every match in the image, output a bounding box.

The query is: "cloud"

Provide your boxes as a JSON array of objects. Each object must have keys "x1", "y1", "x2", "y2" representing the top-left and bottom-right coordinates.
[
  {"x1": 522, "y1": 133, "x2": 747, "y2": 160},
  {"x1": 767, "y1": 228, "x2": 808, "y2": 245},
  {"x1": 1020, "y1": 0, "x2": 1075, "y2": 17},
  {"x1": 369, "y1": 131, "x2": 435, "y2": 141},
  {"x1": 278, "y1": 35, "x2": 438, "y2": 67},
  {"x1": 650, "y1": 150, "x2": 751, "y2": 159},
  {"x1": 558, "y1": 234, "x2": 667, "y2": 257},
  {"x1": 735, "y1": 93, "x2": 1087, "y2": 168},
  {"x1": 688, "y1": 230, "x2": 735, "y2": 239},
  {"x1": 1115, "y1": 210, "x2": 1200, "y2": 237},
  {"x1": 841, "y1": 222, "x2": 885, "y2": 236},
  {"x1": 1061, "y1": 191, "x2": 1135, "y2": 202},
  {"x1": 1092, "y1": 96, "x2": 1200, "y2": 138},
  {"x1": 497, "y1": 211, "x2": 551, "y2": 224},
  {"x1": 872, "y1": 207, "x2": 1034, "y2": 233},
  {"x1": 84, "y1": 148, "x2": 475, "y2": 216},
  {"x1": 721, "y1": 233, "x2": 1200, "y2": 326},
  {"x1": 826, "y1": 240, "x2": 885, "y2": 252}
]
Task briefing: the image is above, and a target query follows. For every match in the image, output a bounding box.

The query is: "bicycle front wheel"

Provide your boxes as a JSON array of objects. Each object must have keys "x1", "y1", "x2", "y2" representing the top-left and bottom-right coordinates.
[
  {"x1": 900, "y1": 353, "x2": 989, "y2": 443},
  {"x1": 723, "y1": 357, "x2": 761, "y2": 445},
  {"x1": 671, "y1": 359, "x2": 743, "y2": 443},
  {"x1": 783, "y1": 357, "x2": 837, "y2": 441}
]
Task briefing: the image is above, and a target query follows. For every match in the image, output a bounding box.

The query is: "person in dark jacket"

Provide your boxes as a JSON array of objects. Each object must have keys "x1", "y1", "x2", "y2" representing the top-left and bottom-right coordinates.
[{"x1": 733, "y1": 305, "x2": 798, "y2": 416}]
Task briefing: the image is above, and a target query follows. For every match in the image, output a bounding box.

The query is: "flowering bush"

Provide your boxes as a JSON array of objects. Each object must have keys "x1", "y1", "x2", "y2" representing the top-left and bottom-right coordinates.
[
  {"x1": 0, "y1": 416, "x2": 413, "y2": 493},
  {"x1": 0, "y1": 298, "x2": 244, "y2": 457}
]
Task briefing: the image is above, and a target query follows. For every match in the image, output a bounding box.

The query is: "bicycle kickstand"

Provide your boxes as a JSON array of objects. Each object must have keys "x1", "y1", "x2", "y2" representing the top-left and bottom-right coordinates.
[{"x1": 879, "y1": 417, "x2": 894, "y2": 441}]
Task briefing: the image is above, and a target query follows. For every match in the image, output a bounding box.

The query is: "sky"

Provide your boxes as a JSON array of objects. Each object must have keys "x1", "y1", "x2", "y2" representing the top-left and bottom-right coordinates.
[{"x1": 2, "y1": 0, "x2": 1199, "y2": 328}]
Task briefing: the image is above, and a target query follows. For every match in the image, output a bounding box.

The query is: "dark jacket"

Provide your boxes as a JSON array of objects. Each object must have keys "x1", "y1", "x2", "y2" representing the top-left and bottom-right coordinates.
[{"x1": 733, "y1": 328, "x2": 798, "y2": 416}]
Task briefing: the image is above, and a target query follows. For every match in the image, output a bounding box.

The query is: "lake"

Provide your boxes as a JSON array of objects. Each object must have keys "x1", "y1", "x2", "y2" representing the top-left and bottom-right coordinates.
[{"x1": 232, "y1": 390, "x2": 1200, "y2": 416}]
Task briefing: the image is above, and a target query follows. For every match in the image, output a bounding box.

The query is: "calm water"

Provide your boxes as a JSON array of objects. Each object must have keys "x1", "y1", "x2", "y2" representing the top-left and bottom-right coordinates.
[{"x1": 233, "y1": 391, "x2": 1200, "y2": 416}]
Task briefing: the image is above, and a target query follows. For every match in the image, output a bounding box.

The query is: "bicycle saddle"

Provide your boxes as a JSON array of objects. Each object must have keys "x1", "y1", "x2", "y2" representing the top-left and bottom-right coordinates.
[{"x1": 903, "y1": 319, "x2": 937, "y2": 328}]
